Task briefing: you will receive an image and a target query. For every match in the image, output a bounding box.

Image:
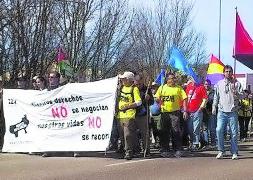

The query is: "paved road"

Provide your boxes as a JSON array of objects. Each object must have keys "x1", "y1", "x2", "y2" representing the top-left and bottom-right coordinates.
[{"x1": 1, "y1": 140, "x2": 253, "y2": 180}]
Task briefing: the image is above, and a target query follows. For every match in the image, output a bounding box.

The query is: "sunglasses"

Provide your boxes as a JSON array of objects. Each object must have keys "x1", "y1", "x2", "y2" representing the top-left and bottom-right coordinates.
[{"x1": 49, "y1": 76, "x2": 57, "y2": 79}]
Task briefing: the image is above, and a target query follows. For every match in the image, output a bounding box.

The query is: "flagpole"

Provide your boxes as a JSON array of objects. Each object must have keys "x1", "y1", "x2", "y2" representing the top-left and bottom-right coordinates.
[
  {"x1": 233, "y1": 7, "x2": 238, "y2": 81},
  {"x1": 218, "y1": 0, "x2": 222, "y2": 60},
  {"x1": 233, "y1": 7, "x2": 238, "y2": 90}
]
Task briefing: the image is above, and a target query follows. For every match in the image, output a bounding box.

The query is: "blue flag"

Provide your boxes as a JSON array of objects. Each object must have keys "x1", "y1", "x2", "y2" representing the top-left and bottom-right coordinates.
[
  {"x1": 167, "y1": 46, "x2": 199, "y2": 83},
  {"x1": 155, "y1": 69, "x2": 166, "y2": 85}
]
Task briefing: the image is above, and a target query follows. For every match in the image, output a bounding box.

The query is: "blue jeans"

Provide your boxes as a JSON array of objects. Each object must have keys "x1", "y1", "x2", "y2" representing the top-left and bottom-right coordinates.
[
  {"x1": 202, "y1": 114, "x2": 217, "y2": 145},
  {"x1": 188, "y1": 111, "x2": 203, "y2": 145},
  {"x1": 216, "y1": 111, "x2": 238, "y2": 154}
]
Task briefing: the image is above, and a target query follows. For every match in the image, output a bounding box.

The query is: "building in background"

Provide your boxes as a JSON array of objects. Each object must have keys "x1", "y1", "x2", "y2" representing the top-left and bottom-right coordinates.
[{"x1": 235, "y1": 74, "x2": 253, "y2": 91}]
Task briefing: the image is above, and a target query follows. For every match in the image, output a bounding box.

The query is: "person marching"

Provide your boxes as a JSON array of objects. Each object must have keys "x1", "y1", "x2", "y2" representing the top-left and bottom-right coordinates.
[
  {"x1": 150, "y1": 82, "x2": 162, "y2": 149},
  {"x1": 42, "y1": 71, "x2": 61, "y2": 157},
  {"x1": 238, "y1": 90, "x2": 252, "y2": 142},
  {"x1": 134, "y1": 74, "x2": 154, "y2": 157},
  {"x1": 212, "y1": 65, "x2": 244, "y2": 160},
  {"x1": 186, "y1": 77, "x2": 208, "y2": 151},
  {"x1": 154, "y1": 73, "x2": 188, "y2": 158},
  {"x1": 116, "y1": 71, "x2": 142, "y2": 160},
  {"x1": 202, "y1": 79, "x2": 217, "y2": 147}
]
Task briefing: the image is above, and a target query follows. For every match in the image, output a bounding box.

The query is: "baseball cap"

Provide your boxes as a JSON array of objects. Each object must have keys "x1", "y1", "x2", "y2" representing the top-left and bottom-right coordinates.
[{"x1": 119, "y1": 71, "x2": 135, "y2": 80}]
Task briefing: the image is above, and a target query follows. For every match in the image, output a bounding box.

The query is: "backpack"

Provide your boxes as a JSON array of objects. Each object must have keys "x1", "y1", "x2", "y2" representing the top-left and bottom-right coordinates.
[
  {"x1": 118, "y1": 85, "x2": 147, "y2": 116},
  {"x1": 115, "y1": 85, "x2": 136, "y2": 114},
  {"x1": 119, "y1": 85, "x2": 135, "y2": 104}
]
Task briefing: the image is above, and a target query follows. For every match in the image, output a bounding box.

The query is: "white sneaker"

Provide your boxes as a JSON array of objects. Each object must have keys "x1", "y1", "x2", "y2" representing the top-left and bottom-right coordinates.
[
  {"x1": 232, "y1": 154, "x2": 238, "y2": 160},
  {"x1": 216, "y1": 152, "x2": 225, "y2": 159},
  {"x1": 74, "y1": 152, "x2": 81, "y2": 157}
]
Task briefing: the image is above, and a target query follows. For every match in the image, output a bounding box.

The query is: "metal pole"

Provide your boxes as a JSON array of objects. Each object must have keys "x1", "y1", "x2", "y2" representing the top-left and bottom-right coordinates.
[
  {"x1": 234, "y1": 8, "x2": 238, "y2": 84},
  {"x1": 144, "y1": 81, "x2": 151, "y2": 158},
  {"x1": 218, "y1": 0, "x2": 222, "y2": 60}
]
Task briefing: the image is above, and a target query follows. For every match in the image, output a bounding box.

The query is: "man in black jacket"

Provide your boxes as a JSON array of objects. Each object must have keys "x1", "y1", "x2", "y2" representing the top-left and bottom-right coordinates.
[{"x1": 134, "y1": 74, "x2": 154, "y2": 157}]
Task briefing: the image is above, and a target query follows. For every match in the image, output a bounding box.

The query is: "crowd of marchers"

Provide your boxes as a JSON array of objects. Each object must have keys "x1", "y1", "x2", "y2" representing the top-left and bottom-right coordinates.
[
  {"x1": 111, "y1": 65, "x2": 251, "y2": 160},
  {"x1": 0, "y1": 66, "x2": 252, "y2": 160}
]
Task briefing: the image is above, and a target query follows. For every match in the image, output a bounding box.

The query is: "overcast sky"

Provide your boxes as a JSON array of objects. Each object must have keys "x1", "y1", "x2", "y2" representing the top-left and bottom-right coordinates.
[{"x1": 130, "y1": 0, "x2": 253, "y2": 73}]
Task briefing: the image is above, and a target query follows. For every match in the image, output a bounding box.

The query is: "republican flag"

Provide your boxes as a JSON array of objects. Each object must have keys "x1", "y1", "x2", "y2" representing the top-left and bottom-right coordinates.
[
  {"x1": 233, "y1": 12, "x2": 253, "y2": 70},
  {"x1": 206, "y1": 54, "x2": 225, "y2": 85},
  {"x1": 56, "y1": 47, "x2": 73, "y2": 77},
  {"x1": 57, "y1": 47, "x2": 67, "y2": 62}
]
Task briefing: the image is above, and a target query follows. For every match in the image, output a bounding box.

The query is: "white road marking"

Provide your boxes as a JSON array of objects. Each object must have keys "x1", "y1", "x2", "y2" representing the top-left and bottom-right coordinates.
[{"x1": 105, "y1": 159, "x2": 155, "y2": 167}]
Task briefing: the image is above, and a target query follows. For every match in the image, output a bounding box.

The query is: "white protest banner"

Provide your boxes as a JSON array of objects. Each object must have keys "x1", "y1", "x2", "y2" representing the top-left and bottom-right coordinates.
[{"x1": 2, "y1": 77, "x2": 118, "y2": 152}]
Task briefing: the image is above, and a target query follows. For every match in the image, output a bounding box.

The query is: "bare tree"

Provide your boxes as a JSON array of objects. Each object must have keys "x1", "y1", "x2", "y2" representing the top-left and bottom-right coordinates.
[
  {"x1": 124, "y1": 0, "x2": 207, "y2": 79},
  {"x1": 0, "y1": 0, "x2": 207, "y2": 86}
]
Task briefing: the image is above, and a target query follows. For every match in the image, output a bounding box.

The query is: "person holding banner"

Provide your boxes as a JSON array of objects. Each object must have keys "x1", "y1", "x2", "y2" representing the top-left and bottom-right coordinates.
[
  {"x1": 212, "y1": 65, "x2": 243, "y2": 160},
  {"x1": 32, "y1": 76, "x2": 38, "y2": 90},
  {"x1": 28, "y1": 76, "x2": 47, "y2": 156},
  {"x1": 0, "y1": 79, "x2": 4, "y2": 149},
  {"x1": 47, "y1": 71, "x2": 61, "y2": 91},
  {"x1": 35, "y1": 76, "x2": 47, "y2": 91},
  {"x1": 154, "y1": 73, "x2": 188, "y2": 158},
  {"x1": 42, "y1": 71, "x2": 61, "y2": 157},
  {"x1": 17, "y1": 76, "x2": 29, "y2": 89},
  {"x1": 117, "y1": 71, "x2": 142, "y2": 160}
]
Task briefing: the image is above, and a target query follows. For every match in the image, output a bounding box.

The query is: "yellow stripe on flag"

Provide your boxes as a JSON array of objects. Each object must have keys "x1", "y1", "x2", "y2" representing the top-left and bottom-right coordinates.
[{"x1": 207, "y1": 63, "x2": 224, "y2": 74}]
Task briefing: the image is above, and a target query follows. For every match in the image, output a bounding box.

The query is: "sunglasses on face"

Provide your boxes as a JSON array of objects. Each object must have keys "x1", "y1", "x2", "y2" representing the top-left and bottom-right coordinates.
[{"x1": 49, "y1": 76, "x2": 57, "y2": 79}]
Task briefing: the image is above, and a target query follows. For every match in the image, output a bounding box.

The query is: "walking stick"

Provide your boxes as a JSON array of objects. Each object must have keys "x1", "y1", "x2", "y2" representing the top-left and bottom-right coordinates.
[{"x1": 144, "y1": 80, "x2": 151, "y2": 158}]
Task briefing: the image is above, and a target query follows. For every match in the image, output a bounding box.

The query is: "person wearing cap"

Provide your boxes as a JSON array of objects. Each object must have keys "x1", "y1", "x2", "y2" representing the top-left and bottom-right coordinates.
[
  {"x1": 185, "y1": 76, "x2": 207, "y2": 151},
  {"x1": 155, "y1": 72, "x2": 188, "y2": 158},
  {"x1": 116, "y1": 71, "x2": 142, "y2": 160}
]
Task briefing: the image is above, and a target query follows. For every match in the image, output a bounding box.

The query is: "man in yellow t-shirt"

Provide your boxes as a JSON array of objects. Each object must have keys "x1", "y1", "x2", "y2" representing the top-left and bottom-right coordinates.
[
  {"x1": 155, "y1": 73, "x2": 188, "y2": 158},
  {"x1": 117, "y1": 71, "x2": 142, "y2": 160}
]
